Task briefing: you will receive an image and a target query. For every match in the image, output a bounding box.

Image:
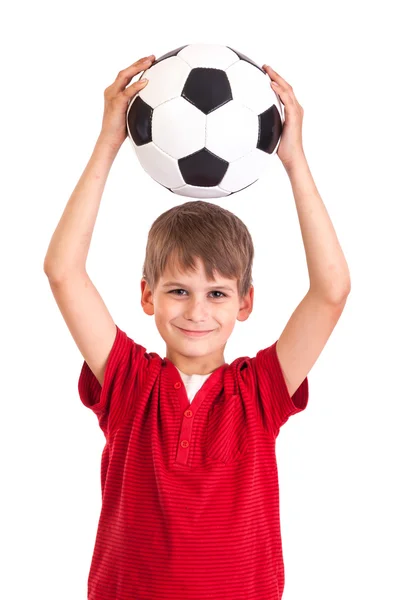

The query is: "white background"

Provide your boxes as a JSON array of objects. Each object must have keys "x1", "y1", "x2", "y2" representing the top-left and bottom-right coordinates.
[{"x1": 2, "y1": 0, "x2": 399, "y2": 598}]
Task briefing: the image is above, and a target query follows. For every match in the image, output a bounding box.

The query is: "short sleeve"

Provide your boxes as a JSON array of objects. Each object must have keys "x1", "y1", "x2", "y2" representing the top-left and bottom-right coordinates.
[
  {"x1": 250, "y1": 340, "x2": 309, "y2": 438},
  {"x1": 78, "y1": 325, "x2": 150, "y2": 438}
]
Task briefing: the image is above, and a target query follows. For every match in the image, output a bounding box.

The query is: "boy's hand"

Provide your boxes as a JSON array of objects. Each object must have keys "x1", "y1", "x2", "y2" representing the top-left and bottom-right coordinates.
[
  {"x1": 100, "y1": 55, "x2": 156, "y2": 149},
  {"x1": 262, "y1": 65, "x2": 305, "y2": 169}
]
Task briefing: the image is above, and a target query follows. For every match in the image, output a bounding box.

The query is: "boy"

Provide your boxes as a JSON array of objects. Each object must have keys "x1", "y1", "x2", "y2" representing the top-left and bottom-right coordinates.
[{"x1": 44, "y1": 55, "x2": 351, "y2": 600}]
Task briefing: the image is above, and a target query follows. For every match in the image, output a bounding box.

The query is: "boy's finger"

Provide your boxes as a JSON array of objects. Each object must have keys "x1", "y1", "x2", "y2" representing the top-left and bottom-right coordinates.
[
  {"x1": 134, "y1": 55, "x2": 155, "y2": 66},
  {"x1": 263, "y1": 65, "x2": 290, "y2": 88},
  {"x1": 107, "y1": 56, "x2": 154, "y2": 93},
  {"x1": 126, "y1": 58, "x2": 151, "y2": 74},
  {"x1": 118, "y1": 56, "x2": 154, "y2": 79},
  {"x1": 123, "y1": 78, "x2": 149, "y2": 99}
]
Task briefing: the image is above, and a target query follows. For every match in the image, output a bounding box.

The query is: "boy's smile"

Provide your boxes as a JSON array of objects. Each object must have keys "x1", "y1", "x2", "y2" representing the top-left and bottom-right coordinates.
[
  {"x1": 175, "y1": 326, "x2": 216, "y2": 336},
  {"x1": 141, "y1": 256, "x2": 253, "y2": 375}
]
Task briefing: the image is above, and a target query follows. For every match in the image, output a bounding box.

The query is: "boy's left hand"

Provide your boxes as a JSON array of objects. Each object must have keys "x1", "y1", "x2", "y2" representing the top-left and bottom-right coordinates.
[{"x1": 262, "y1": 65, "x2": 305, "y2": 169}]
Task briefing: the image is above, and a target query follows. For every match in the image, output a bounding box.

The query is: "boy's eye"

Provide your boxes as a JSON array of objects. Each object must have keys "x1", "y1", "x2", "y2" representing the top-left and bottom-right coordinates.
[{"x1": 168, "y1": 289, "x2": 226, "y2": 299}]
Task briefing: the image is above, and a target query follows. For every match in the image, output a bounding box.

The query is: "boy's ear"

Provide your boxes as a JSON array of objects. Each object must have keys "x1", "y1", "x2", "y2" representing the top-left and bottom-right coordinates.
[
  {"x1": 237, "y1": 285, "x2": 254, "y2": 322},
  {"x1": 141, "y1": 278, "x2": 154, "y2": 316}
]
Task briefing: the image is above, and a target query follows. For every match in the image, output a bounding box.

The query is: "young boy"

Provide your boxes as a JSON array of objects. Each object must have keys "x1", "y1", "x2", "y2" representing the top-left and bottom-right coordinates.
[{"x1": 44, "y1": 55, "x2": 351, "y2": 600}]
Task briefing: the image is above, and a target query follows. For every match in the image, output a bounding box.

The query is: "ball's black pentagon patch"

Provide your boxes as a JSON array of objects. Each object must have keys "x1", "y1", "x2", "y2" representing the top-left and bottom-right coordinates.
[
  {"x1": 182, "y1": 68, "x2": 232, "y2": 115},
  {"x1": 257, "y1": 105, "x2": 283, "y2": 153},
  {"x1": 127, "y1": 96, "x2": 153, "y2": 145},
  {"x1": 152, "y1": 45, "x2": 189, "y2": 66},
  {"x1": 226, "y1": 47, "x2": 264, "y2": 74},
  {"x1": 179, "y1": 148, "x2": 229, "y2": 186}
]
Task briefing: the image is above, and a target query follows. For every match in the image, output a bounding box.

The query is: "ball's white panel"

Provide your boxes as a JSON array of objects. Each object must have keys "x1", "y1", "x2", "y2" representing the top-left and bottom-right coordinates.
[
  {"x1": 273, "y1": 90, "x2": 285, "y2": 122},
  {"x1": 137, "y1": 57, "x2": 191, "y2": 108},
  {"x1": 153, "y1": 97, "x2": 206, "y2": 158},
  {"x1": 220, "y1": 148, "x2": 270, "y2": 193},
  {"x1": 171, "y1": 184, "x2": 231, "y2": 198},
  {"x1": 206, "y1": 101, "x2": 258, "y2": 162},
  {"x1": 177, "y1": 44, "x2": 239, "y2": 70},
  {"x1": 226, "y1": 60, "x2": 282, "y2": 116},
  {"x1": 132, "y1": 140, "x2": 185, "y2": 188}
]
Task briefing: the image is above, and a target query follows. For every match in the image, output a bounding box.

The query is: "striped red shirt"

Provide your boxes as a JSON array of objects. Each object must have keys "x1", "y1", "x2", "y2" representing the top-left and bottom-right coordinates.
[{"x1": 78, "y1": 324, "x2": 309, "y2": 599}]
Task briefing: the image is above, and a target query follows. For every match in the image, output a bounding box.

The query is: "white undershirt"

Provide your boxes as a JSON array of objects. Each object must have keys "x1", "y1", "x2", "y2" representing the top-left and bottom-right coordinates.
[{"x1": 176, "y1": 368, "x2": 212, "y2": 403}]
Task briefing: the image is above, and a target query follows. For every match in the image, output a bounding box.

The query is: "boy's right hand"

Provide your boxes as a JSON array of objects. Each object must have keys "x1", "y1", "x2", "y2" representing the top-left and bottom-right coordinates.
[{"x1": 100, "y1": 54, "x2": 156, "y2": 149}]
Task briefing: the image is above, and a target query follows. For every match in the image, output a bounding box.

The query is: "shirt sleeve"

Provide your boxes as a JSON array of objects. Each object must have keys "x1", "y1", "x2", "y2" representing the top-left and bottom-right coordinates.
[
  {"x1": 250, "y1": 340, "x2": 309, "y2": 438},
  {"x1": 78, "y1": 325, "x2": 151, "y2": 438}
]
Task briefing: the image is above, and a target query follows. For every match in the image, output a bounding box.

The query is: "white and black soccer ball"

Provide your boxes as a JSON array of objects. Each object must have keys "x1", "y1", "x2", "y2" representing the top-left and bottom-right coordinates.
[{"x1": 126, "y1": 43, "x2": 285, "y2": 199}]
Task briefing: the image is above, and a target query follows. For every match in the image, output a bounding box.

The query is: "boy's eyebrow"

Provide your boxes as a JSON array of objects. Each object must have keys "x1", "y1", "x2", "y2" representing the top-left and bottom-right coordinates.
[{"x1": 162, "y1": 281, "x2": 235, "y2": 292}]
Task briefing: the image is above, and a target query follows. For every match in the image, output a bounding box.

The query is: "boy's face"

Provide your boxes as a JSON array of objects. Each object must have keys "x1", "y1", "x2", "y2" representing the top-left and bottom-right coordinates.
[{"x1": 140, "y1": 257, "x2": 254, "y2": 374}]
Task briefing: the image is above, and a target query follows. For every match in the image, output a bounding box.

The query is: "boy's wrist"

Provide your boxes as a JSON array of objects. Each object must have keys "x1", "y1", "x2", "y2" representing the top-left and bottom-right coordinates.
[
  {"x1": 97, "y1": 131, "x2": 124, "y2": 153},
  {"x1": 281, "y1": 150, "x2": 308, "y2": 176}
]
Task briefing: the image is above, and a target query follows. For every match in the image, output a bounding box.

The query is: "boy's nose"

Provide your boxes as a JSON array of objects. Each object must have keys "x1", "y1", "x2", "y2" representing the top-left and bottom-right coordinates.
[{"x1": 183, "y1": 301, "x2": 210, "y2": 321}]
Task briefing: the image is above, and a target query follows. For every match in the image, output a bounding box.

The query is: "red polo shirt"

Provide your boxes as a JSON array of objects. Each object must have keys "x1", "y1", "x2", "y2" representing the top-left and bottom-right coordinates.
[{"x1": 78, "y1": 324, "x2": 308, "y2": 600}]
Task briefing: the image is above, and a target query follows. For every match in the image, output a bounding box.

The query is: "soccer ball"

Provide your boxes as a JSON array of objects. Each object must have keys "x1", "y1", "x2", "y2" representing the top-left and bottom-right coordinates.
[{"x1": 126, "y1": 43, "x2": 284, "y2": 199}]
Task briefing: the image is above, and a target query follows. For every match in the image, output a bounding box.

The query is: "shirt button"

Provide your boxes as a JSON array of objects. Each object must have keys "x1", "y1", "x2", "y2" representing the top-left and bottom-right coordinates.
[
  {"x1": 181, "y1": 440, "x2": 189, "y2": 448},
  {"x1": 174, "y1": 382, "x2": 182, "y2": 389},
  {"x1": 184, "y1": 409, "x2": 193, "y2": 418}
]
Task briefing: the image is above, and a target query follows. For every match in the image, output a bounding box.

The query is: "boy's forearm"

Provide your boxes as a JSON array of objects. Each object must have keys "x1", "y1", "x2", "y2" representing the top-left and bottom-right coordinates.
[
  {"x1": 43, "y1": 134, "x2": 121, "y2": 277},
  {"x1": 284, "y1": 153, "x2": 351, "y2": 303}
]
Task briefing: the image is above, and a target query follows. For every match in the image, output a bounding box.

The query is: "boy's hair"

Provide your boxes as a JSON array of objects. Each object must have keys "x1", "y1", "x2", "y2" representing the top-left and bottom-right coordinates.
[{"x1": 142, "y1": 200, "x2": 254, "y2": 300}]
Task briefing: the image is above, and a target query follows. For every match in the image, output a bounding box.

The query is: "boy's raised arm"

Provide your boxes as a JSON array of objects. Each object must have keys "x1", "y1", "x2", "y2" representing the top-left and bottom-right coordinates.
[
  {"x1": 43, "y1": 134, "x2": 120, "y2": 279},
  {"x1": 43, "y1": 55, "x2": 155, "y2": 386},
  {"x1": 43, "y1": 135, "x2": 121, "y2": 386}
]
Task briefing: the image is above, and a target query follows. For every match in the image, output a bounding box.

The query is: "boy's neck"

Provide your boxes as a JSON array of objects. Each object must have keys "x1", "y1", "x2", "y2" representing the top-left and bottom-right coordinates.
[{"x1": 166, "y1": 347, "x2": 226, "y2": 376}]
